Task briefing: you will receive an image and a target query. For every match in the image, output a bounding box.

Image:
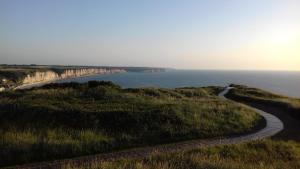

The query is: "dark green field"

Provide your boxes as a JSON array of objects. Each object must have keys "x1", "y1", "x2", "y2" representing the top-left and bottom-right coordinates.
[{"x1": 0, "y1": 82, "x2": 261, "y2": 167}]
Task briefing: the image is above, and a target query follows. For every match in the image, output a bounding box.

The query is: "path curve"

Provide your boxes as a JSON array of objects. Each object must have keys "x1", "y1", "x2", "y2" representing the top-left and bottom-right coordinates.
[
  {"x1": 4, "y1": 87, "x2": 284, "y2": 169},
  {"x1": 218, "y1": 87, "x2": 284, "y2": 142}
]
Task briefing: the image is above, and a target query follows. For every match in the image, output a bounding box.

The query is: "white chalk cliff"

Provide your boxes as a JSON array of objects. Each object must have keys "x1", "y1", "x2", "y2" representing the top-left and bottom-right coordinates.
[{"x1": 22, "y1": 68, "x2": 126, "y2": 85}]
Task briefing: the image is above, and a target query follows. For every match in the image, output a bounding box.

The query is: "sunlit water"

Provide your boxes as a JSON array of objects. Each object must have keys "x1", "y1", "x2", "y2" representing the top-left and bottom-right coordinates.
[{"x1": 58, "y1": 70, "x2": 300, "y2": 98}]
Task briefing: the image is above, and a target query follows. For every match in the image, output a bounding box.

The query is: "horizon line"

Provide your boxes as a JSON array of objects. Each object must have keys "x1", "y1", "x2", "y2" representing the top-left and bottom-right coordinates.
[{"x1": 1, "y1": 64, "x2": 300, "y2": 72}]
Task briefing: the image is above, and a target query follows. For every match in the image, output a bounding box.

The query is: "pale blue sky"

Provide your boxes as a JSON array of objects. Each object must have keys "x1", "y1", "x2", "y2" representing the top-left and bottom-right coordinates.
[{"x1": 1, "y1": 0, "x2": 300, "y2": 70}]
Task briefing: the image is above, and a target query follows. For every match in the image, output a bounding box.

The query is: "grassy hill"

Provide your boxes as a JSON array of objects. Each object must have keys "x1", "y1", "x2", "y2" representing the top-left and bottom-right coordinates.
[{"x1": 0, "y1": 82, "x2": 262, "y2": 167}]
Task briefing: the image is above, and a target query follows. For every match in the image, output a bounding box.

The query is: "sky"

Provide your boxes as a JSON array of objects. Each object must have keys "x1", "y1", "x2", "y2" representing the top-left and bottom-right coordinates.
[{"x1": 0, "y1": 0, "x2": 300, "y2": 70}]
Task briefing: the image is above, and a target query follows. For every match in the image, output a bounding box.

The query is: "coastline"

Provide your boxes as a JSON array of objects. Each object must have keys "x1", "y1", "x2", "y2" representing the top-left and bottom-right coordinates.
[
  {"x1": 14, "y1": 72, "x2": 126, "y2": 90},
  {"x1": 7, "y1": 69, "x2": 300, "y2": 98}
]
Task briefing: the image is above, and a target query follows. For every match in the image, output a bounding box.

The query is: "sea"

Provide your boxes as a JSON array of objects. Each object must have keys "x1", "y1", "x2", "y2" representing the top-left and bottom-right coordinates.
[{"x1": 57, "y1": 70, "x2": 300, "y2": 98}]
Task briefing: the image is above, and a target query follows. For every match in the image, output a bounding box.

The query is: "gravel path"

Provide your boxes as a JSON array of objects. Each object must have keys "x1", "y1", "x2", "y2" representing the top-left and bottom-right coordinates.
[{"x1": 4, "y1": 87, "x2": 284, "y2": 169}]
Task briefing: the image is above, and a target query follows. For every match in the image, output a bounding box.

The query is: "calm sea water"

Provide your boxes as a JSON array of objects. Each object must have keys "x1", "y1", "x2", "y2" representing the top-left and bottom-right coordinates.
[{"x1": 58, "y1": 70, "x2": 300, "y2": 98}]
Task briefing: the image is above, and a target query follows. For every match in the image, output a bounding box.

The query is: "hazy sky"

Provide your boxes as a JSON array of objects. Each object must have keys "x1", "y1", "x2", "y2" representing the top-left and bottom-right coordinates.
[{"x1": 1, "y1": 0, "x2": 300, "y2": 70}]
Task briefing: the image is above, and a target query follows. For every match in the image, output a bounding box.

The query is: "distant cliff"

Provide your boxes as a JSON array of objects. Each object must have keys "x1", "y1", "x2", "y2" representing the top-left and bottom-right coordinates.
[
  {"x1": 0, "y1": 65, "x2": 166, "y2": 90},
  {"x1": 22, "y1": 68, "x2": 126, "y2": 85}
]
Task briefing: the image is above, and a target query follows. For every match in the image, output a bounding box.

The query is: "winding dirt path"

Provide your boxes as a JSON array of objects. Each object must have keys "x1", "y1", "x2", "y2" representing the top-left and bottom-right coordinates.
[{"x1": 4, "y1": 87, "x2": 284, "y2": 169}]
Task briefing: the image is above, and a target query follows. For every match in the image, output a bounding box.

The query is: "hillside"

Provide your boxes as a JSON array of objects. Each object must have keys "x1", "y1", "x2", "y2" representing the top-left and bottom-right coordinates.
[{"x1": 0, "y1": 82, "x2": 261, "y2": 167}]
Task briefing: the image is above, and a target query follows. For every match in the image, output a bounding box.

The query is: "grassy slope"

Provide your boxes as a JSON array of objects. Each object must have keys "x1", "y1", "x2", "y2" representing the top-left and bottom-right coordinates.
[
  {"x1": 0, "y1": 82, "x2": 261, "y2": 167},
  {"x1": 62, "y1": 85, "x2": 300, "y2": 169},
  {"x1": 227, "y1": 84, "x2": 300, "y2": 120},
  {"x1": 64, "y1": 140, "x2": 300, "y2": 169}
]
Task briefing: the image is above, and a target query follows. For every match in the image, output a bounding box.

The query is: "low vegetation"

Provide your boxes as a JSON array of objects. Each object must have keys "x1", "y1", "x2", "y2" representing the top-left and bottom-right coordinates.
[
  {"x1": 0, "y1": 81, "x2": 261, "y2": 167},
  {"x1": 227, "y1": 84, "x2": 300, "y2": 120},
  {"x1": 64, "y1": 140, "x2": 300, "y2": 169}
]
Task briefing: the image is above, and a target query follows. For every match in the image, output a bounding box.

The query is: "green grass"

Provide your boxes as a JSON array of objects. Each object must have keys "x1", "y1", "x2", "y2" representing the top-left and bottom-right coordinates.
[
  {"x1": 0, "y1": 81, "x2": 261, "y2": 167},
  {"x1": 227, "y1": 84, "x2": 300, "y2": 120},
  {"x1": 63, "y1": 140, "x2": 300, "y2": 169}
]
